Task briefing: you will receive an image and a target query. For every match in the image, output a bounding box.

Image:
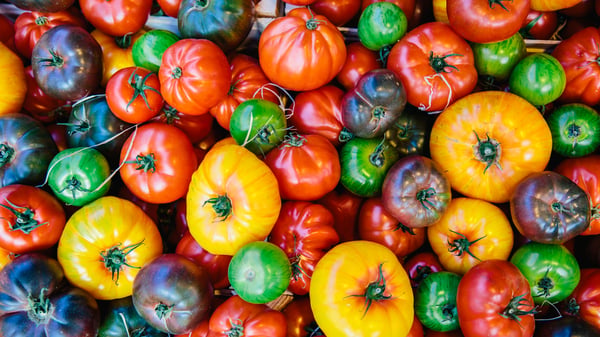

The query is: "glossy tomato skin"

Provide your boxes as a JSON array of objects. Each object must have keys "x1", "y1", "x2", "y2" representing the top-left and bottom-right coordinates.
[
  {"x1": 387, "y1": 22, "x2": 478, "y2": 112},
  {"x1": 22, "y1": 65, "x2": 68, "y2": 124},
  {"x1": 258, "y1": 7, "x2": 347, "y2": 91},
  {"x1": 510, "y1": 171, "x2": 591, "y2": 244},
  {"x1": 546, "y1": 103, "x2": 600, "y2": 158},
  {"x1": 106, "y1": 67, "x2": 164, "y2": 124},
  {"x1": 282, "y1": 296, "x2": 322, "y2": 337},
  {"x1": 564, "y1": 268, "x2": 600, "y2": 331},
  {"x1": 509, "y1": 53, "x2": 567, "y2": 107},
  {"x1": 264, "y1": 133, "x2": 341, "y2": 201},
  {"x1": 520, "y1": 10, "x2": 558, "y2": 40},
  {"x1": 470, "y1": 32, "x2": 527, "y2": 82},
  {"x1": 175, "y1": 232, "x2": 231, "y2": 290},
  {"x1": 0, "y1": 113, "x2": 58, "y2": 188},
  {"x1": 316, "y1": 187, "x2": 364, "y2": 242},
  {"x1": 311, "y1": 0, "x2": 362, "y2": 26},
  {"x1": 358, "y1": 2, "x2": 408, "y2": 51},
  {"x1": 381, "y1": 154, "x2": 451, "y2": 228},
  {"x1": 79, "y1": 0, "x2": 152, "y2": 36},
  {"x1": 91, "y1": 29, "x2": 146, "y2": 86},
  {"x1": 530, "y1": 0, "x2": 580, "y2": 11},
  {"x1": 403, "y1": 251, "x2": 444, "y2": 288},
  {"x1": 457, "y1": 260, "x2": 535, "y2": 337},
  {"x1": 133, "y1": 254, "x2": 213, "y2": 335},
  {"x1": 154, "y1": 104, "x2": 214, "y2": 145},
  {"x1": 131, "y1": 29, "x2": 180, "y2": 74},
  {"x1": 0, "y1": 42, "x2": 26, "y2": 116},
  {"x1": 383, "y1": 105, "x2": 434, "y2": 157},
  {"x1": 7, "y1": 0, "x2": 75, "y2": 13},
  {"x1": 336, "y1": 41, "x2": 381, "y2": 91},
  {"x1": 414, "y1": 271, "x2": 461, "y2": 332},
  {"x1": 341, "y1": 68, "x2": 407, "y2": 138},
  {"x1": 99, "y1": 296, "x2": 167, "y2": 337}
]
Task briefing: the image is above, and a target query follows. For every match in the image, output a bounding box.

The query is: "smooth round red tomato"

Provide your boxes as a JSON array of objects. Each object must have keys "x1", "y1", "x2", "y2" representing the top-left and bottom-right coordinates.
[
  {"x1": 157, "y1": 0, "x2": 181, "y2": 17},
  {"x1": 282, "y1": 296, "x2": 322, "y2": 337},
  {"x1": 564, "y1": 268, "x2": 600, "y2": 331},
  {"x1": 79, "y1": 0, "x2": 153, "y2": 36},
  {"x1": 310, "y1": 0, "x2": 362, "y2": 26},
  {"x1": 336, "y1": 41, "x2": 382, "y2": 92},
  {"x1": 106, "y1": 67, "x2": 164, "y2": 124}
]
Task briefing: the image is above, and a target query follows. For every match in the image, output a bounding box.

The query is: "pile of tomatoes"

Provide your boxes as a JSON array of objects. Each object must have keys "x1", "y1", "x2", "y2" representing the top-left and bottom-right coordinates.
[{"x1": 2, "y1": 0, "x2": 600, "y2": 336}]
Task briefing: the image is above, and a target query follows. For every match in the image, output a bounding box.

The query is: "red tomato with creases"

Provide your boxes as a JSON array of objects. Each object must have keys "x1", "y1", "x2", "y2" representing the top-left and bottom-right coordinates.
[
  {"x1": 520, "y1": 9, "x2": 558, "y2": 40},
  {"x1": 153, "y1": 104, "x2": 214, "y2": 145},
  {"x1": 79, "y1": 0, "x2": 153, "y2": 36}
]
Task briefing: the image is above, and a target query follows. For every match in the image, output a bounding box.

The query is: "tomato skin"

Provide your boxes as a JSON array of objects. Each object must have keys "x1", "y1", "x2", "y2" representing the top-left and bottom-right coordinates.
[
  {"x1": 154, "y1": 104, "x2": 214, "y2": 145},
  {"x1": 23, "y1": 65, "x2": 68, "y2": 123},
  {"x1": 470, "y1": 32, "x2": 527, "y2": 82},
  {"x1": 336, "y1": 41, "x2": 381, "y2": 92},
  {"x1": 106, "y1": 67, "x2": 164, "y2": 124},
  {"x1": 310, "y1": 0, "x2": 362, "y2": 26},
  {"x1": 565, "y1": 268, "x2": 600, "y2": 331},
  {"x1": 509, "y1": 53, "x2": 566, "y2": 107},
  {"x1": 99, "y1": 296, "x2": 166, "y2": 337},
  {"x1": 403, "y1": 251, "x2": 444, "y2": 289},
  {"x1": 264, "y1": 133, "x2": 341, "y2": 201},
  {"x1": 520, "y1": 10, "x2": 558, "y2": 40},
  {"x1": 0, "y1": 13, "x2": 16, "y2": 53},
  {"x1": 0, "y1": 43, "x2": 26, "y2": 116},
  {"x1": 282, "y1": 296, "x2": 322, "y2": 337},
  {"x1": 157, "y1": 0, "x2": 181, "y2": 17},
  {"x1": 258, "y1": 7, "x2": 347, "y2": 91},
  {"x1": 457, "y1": 260, "x2": 535, "y2": 337},
  {"x1": 361, "y1": 0, "x2": 416, "y2": 21},
  {"x1": 530, "y1": 0, "x2": 581, "y2": 11},
  {"x1": 79, "y1": 0, "x2": 153, "y2": 36},
  {"x1": 92, "y1": 29, "x2": 146, "y2": 87},
  {"x1": 159, "y1": 39, "x2": 231, "y2": 116},
  {"x1": 316, "y1": 187, "x2": 364, "y2": 242},
  {"x1": 415, "y1": 271, "x2": 461, "y2": 332},
  {"x1": 175, "y1": 232, "x2": 232, "y2": 290},
  {"x1": 387, "y1": 22, "x2": 478, "y2": 112},
  {"x1": 546, "y1": 103, "x2": 600, "y2": 158},
  {"x1": 131, "y1": 29, "x2": 180, "y2": 74},
  {"x1": 358, "y1": 2, "x2": 408, "y2": 51},
  {"x1": 383, "y1": 105, "x2": 435, "y2": 157}
]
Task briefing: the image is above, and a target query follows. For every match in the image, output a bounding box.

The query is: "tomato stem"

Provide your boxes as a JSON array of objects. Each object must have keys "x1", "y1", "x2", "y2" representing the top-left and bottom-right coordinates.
[
  {"x1": 161, "y1": 105, "x2": 180, "y2": 124},
  {"x1": 338, "y1": 127, "x2": 354, "y2": 143},
  {"x1": 416, "y1": 187, "x2": 437, "y2": 210},
  {"x1": 565, "y1": 298, "x2": 580, "y2": 316},
  {"x1": 154, "y1": 302, "x2": 174, "y2": 320},
  {"x1": 473, "y1": 131, "x2": 502, "y2": 174},
  {"x1": 488, "y1": 0, "x2": 510, "y2": 11},
  {"x1": 0, "y1": 143, "x2": 15, "y2": 168},
  {"x1": 500, "y1": 293, "x2": 537, "y2": 321},
  {"x1": 126, "y1": 69, "x2": 161, "y2": 111},
  {"x1": 35, "y1": 16, "x2": 49, "y2": 25},
  {"x1": 0, "y1": 198, "x2": 48, "y2": 234},
  {"x1": 203, "y1": 195, "x2": 232, "y2": 221},
  {"x1": 56, "y1": 176, "x2": 93, "y2": 204},
  {"x1": 125, "y1": 153, "x2": 157, "y2": 173},
  {"x1": 57, "y1": 120, "x2": 90, "y2": 136},
  {"x1": 27, "y1": 288, "x2": 52, "y2": 325},
  {"x1": 100, "y1": 239, "x2": 145, "y2": 285},
  {"x1": 413, "y1": 265, "x2": 433, "y2": 286},
  {"x1": 37, "y1": 49, "x2": 64, "y2": 68},
  {"x1": 171, "y1": 67, "x2": 182, "y2": 79},
  {"x1": 536, "y1": 267, "x2": 554, "y2": 298},
  {"x1": 281, "y1": 132, "x2": 307, "y2": 148},
  {"x1": 394, "y1": 222, "x2": 416, "y2": 235},
  {"x1": 345, "y1": 263, "x2": 392, "y2": 319},
  {"x1": 446, "y1": 229, "x2": 486, "y2": 261},
  {"x1": 441, "y1": 303, "x2": 457, "y2": 322},
  {"x1": 369, "y1": 140, "x2": 388, "y2": 168},
  {"x1": 429, "y1": 51, "x2": 462, "y2": 74},
  {"x1": 226, "y1": 318, "x2": 245, "y2": 337}
]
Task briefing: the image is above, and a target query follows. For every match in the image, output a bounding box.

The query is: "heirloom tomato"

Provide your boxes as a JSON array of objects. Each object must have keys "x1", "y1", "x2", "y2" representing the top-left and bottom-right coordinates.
[
  {"x1": 131, "y1": 29, "x2": 180, "y2": 73},
  {"x1": 510, "y1": 171, "x2": 591, "y2": 244},
  {"x1": 446, "y1": 0, "x2": 530, "y2": 44},
  {"x1": 384, "y1": 105, "x2": 435, "y2": 157},
  {"x1": 120, "y1": 122, "x2": 198, "y2": 204},
  {"x1": 361, "y1": 0, "x2": 416, "y2": 21},
  {"x1": 530, "y1": 0, "x2": 581, "y2": 11},
  {"x1": 381, "y1": 154, "x2": 451, "y2": 228},
  {"x1": 0, "y1": 14, "x2": 15, "y2": 52},
  {"x1": 554, "y1": 155, "x2": 600, "y2": 235},
  {"x1": 387, "y1": 22, "x2": 478, "y2": 112},
  {"x1": 414, "y1": 271, "x2": 461, "y2": 332},
  {"x1": 106, "y1": 67, "x2": 164, "y2": 124},
  {"x1": 429, "y1": 91, "x2": 552, "y2": 203},
  {"x1": 0, "y1": 42, "x2": 26, "y2": 116},
  {"x1": 91, "y1": 29, "x2": 146, "y2": 86},
  {"x1": 336, "y1": 41, "x2": 381, "y2": 91},
  {"x1": 175, "y1": 232, "x2": 231, "y2": 289},
  {"x1": 509, "y1": 53, "x2": 566, "y2": 107},
  {"x1": 23, "y1": 66, "x2": 68, "y2": 123},
  {"x1": 310, "y1": 240, "x2": 414, "y2": 337},
  {"x1": 264, "y1": 133, "x2": 340, "y2": 201},
  {"x1": 520, "y1": 10, "x2": 558, "y2": 40},
  {"x1": 310, "y1": 0, "x2": 362, "y2": 26},
  {"x1": 510, "y1": 242, "x2": 580, "y2": 305},
  {"x1": 186, "y1": 143, "x2": 281, "y2": 256},
  {"x1": 0, "y1": 254, "x2": 100, "y2": 337},
  {"x1": 358, "y1": 197, "x2": 426, "y2": 258},
  {"x1": 456, "y1": 260, "x2": 536, "y2": 337},
  {"x1": 470, "y1": 32, "x2": 527, "y2": 82},
  {"x1": 154, "y1": 104, "x2": 214, "y2": 145},
  {"x1": 316, "y1": 187, "x2": 364, "y2": 242},
  {"x1": 546, "y1": 103, "x2": 600, "y2": 158},
  {"x1": 7, "y1": 0, "x2": 75, "y2": 16},
  {"x1": 99, "y1": 296, "x2": 167, "y2": 337},
  {"x1": 564, "y1": 268, "x2": 600, "y2": 331},
  {"x1": 551, "y1": 27, "x2": 600, "y2": 107},
  {"x1": 159, "y1": 39, "x2": 231, "y2": 115},
  {"x1": 403, "y1": 251, "x2": 444, "y2": 289},
  {"x1": 427, "y1": 198, "x2": 514, "y2": 275},
  {"x1": 0, "y1": 184, "x2": 65, "y2": 254},
  {"x1": 79, "y1": 0, "x2": 152, "y2": 37},
  {"x1": 57, "y1": 196, "x2": 164, "y2": 300},
  {"x1": 358, "y1": 2, "x2": 408, "y2": 51},
  {"x1": 269, "y1": 201, "x2": 339, "y2": 295},
  {"x1": 258, "y1": 7, "x2": 346, "y2": 91},
  {"x1": 282, "y1": 296, "x2": 322, "y2": 337}
]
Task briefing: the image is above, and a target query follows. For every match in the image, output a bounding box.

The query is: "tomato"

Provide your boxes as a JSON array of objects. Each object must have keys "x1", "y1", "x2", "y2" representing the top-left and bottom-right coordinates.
[
  {"x1": 258, "y1": 7, "x2": 347, "y2": 91},
  {"x1": 564, "y1": 268, "x2": 600, "y2": 330},
  {"x1": 429, "y1": 91, "x2": 552, "y2": 203},
  {"x1": 269, "y1": 201, "x2": 339, "y2": 295},
  {"x1": 0, "y1": 254, "x2": 100, "y2": 337},
  {"x1": 8, "y1": 0, "x2": 75, "y2": 13},
  {"x1": 153, "y1": 104, "x2": 214, "y2": 145},
  {"x1": 530, "y1": 0, "x2": 581, "y2": 11},
  {"x1": 415, "y1": 271, "x2": 461, "y2": 332},
  {"x1": 403, "y1": 251, "x2": 444, "y2": 289},
  {"x1": 361, "y1": 0, "x2": 416, "y2": 21},
  {"x1": 457, "y1": 259, "x2": 536, "y2": 337},
  {"x1": 175, "y1": 232, "x2": 232, "y2": 290},
  {"x1": 209, "y1": 53, "x2": 279, "y2": 131},
  {"x1": 341, "y1": 68, "x2": 407, "y2": 138},
  {"x1": 133, "y1": 254, "x2": 213, "y2": 335},
  {"x1": 381, "y1": 154, "x2": 452, "y2": 228},
  {"x1": 0, "y1": 113, "x2": 58, "y2": 188},
  {"x1": 310, "y1": 240, "x2": 414, "y2": 336},
  {"x1": 79, "y1": 0, "x2": 152, "y2": 36},
  {"x1": 106, "y1": 67, "x2": 164, "y2": 124},
  {"x1": 432, "y1": 0, "x2": 449, "y2": 23},
  {"x1": 120, "y1": 122, "x2": 198, "y2": 204},
  {"x1": 358, "y1": 2, "x2": 408, "y2": 51},
  {"x1": 99, "y1": 296, "x2": 166, "y2": 337},
  {"x1": 546, "y1": 103, "x2": 600, "y2": 158},
  {"x1": 159, "y1": 39, "x2": 231, "y2": 116},
  {"x1": 551, "y1": 27, "x2": 600, "y2": 107},
  {"x1": 0, "y1": 41, "x2": 26, "y2": 116},
  {"x1": 560, "y1": 0, "x2": 594, "y2": 17},
  {"x1": 384, "y1": 105, "x2": 435, "y2": 157},
  {"x1": 57, "y1": 196, "x2": 163, "y2": 300},
  {"x1": 510, "y1": 242, "x2": 580, "y2": 305},
  {"x1": 23, "y1": 65, "x2": 68, "y2": 123},
  {"x1": 336, "y1": 41, "x2": 382, "y2": 91},
  {"x1": 520, "y1": 10, "x2": 559, "y2": 40},
  {"x1": 157, "y1": 0, "x2": 181, "y2": 17},
  {"x1": 229, "y1": 98, "x2": 287, "y2": 156},
  {"x1": 387, "y1": 22, "x2": 478, "y2": 112},
  {"x1": 91, "y1": 29, "x2": 146, "y2": 86},
  {"x1": 447, "y1": 0, "x2": 530, "y2": 44},
  {"x1": 470, "y1": 32, "x2": 527, "y2": 82},
  {"x1": 131, "y1": 29, "x2": 179, "y2": 73},
  {"x1": 310, "y1": 0, "x2": 362, "y2": 26},
  {"x1": 509, "y1": 53, "x2": 566, "y2": 107},
  {"x1": 186, "y1": 143, "x2": 281, "y2": 256},
  {"x1": 264, "y1": 133, "x2": 341, "y2": 201},
  {"x1": 31, "y1": 25, "x2": 103, "y2": 101},
  {"x1": 510, "y1": 171, "x2": 591, "y2": 245},
  {"x1": 0, "y1": 13, "x2": 16, "y2": 53},
  {"x1": 427, "y1": 198, "x2": 514, "y2": 275},
  {"x1": 282, "y1": 296, "x2": 322, "y2": 337},
  {"x1": 288, "y1": 85, "x2": 348, "y2": 147},
  {"x1": 534, "y1": 316, "x2": 600, "y2": 337},
  {"x1": 207, "y1": 295, "x2": 287, "y2": 337},
  {"x1": 339, "y1": 136, "x2": 400, "y2": 197},
  {"x1": 358, "y1": 197, "x2": 426, "y2": 258},
  {"x1": 408, "y1": 0, "x2": 434, "y2": 30},
  {"x1": 316, "y1": 187, "x2": 364, "y2": 242}
]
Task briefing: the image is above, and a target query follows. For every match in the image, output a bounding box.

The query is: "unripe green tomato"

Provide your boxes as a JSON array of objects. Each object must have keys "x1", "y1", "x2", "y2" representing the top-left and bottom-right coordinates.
[
  {"x1": 132, "y1": 29, "x2": 180, "y2": 73},
  {"x1": 358, "y1": 2, "x2": 407, "y2": 51}
]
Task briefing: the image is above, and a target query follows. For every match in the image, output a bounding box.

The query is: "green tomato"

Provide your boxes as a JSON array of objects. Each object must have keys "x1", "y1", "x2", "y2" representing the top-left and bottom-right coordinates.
[
  {"x1": 508, "y1": 53, "x2": 566, "y2": 107},
  {"x1": 358, "y1": 2, "x2": 407, "y2": 51},
  {"x1": 414, "y1": 271, "x2": 461, "y2": 332},
  {"x1": 339, "y1": 136, "x2": 400, "y2": 197},
  {"x1": 228, "y1": 241, "x2": 291, "y2": 304},
  {"x1": 546, "y1": 103, "x2": 600, "y2": 158},
  {"x1": 510, "y1": 242, "x2": 580, "y2": 305},
  {"x1": 229, "y1": 98, "x2": 287, "y2": 157},
  {"x1": 471, "y1": 33, "x2": 527, "y2": 81},
  {"x1": 47, "y1": 147, "x2": 111, "y2": 207},
  {"x1": 132, "y1": 30, "x2": 180, "y2": 73}
]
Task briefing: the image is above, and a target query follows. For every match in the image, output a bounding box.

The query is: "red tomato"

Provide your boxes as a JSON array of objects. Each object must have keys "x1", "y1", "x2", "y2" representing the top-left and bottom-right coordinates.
[
  {"x1": 0, "y1": 14, "x2": 16, "y2": 53},
  {"x1": 175, "y1": 231, "x2": 232, "y2": 289},
  {"x1": 560, "y1": 0, "x2": 594, "y2": 17},
  {"x1": 79, "y1": 0, "x2": 153, "y2": 36},
  {"x1": 316, "y1": 187, "x2": 364, "y2": 242},
  {"x1": 564, "y1": 268, "x2": 600, "y2": 331},
  {"x1": 361, "y1": 0, "x2": 416, "y2": 21},
  {"x1": 336, "y1": 41, "x2": 382, "y2": 92},
  {"x1": 159, "y1": 39, "x2": 231, "y2": 116},
  {"x1": 119, "y1": 122, "x2": 198, "y2": 204},
  {"x1": 358, "y1": 197, "x2": 426, "y2": 258},
  {"x1": 106, "y1": 67, "x2": 164, "y2": 124},
  {"x1": 153, "y1": 104, "x2": 214, "y2": 145},
  {"x1": 520, "y1": 9, "x2": 559, "y2": 40},
  {"x1": 310, "y1": 0, "x2": 362, "y2": 26},
  {"x1": 408, "y1": 0, "x2": 434, "y2": 30},
  {"x1": 22, "y1": 66, "x2": 68, "y2": 123},
  {"x1": 387, "y1": 22, "x2": 478, "y2": 112},
  {"x1": 403, "y1": 251, "x2": 444, "y2": 288},
  {"x1": 258, "y1": 7, "x2": 347, "y2": 91},
  {"x1": 282, "y1": 296, "x2": 321, "y2": 337},
  {"x1": 157, "y1": 0, "x2": 181, "y2": 17},
  {"x1": 407, "y1": 315, "x2": 425, "y2": 337},
  {"x1": 264, "y1": 133, "x2": 341, "y2": 201}
]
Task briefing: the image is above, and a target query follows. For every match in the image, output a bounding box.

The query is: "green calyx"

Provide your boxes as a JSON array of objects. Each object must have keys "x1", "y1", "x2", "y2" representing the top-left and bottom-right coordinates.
[
  {"x1": 0, "y1": 198, "x2": 48, "y2": 234},
  {"x1": 27, "y1": 288, "x2": 52, "y2": 325},
  {"x1": 346, "y1": 263, "x2": 392, "y2": 318},
  {"x1": 0, "y1": 143, "x2": 15, "y2": 168},
  {"x1": 100, "y1": 239, "x2": 145, "y2": 285},
  {"x1": 500, "y1": 293, "x2": 538, "y2": 321},
  {"x1": 473, "y1": 131, "x2": 502, "y2": 174},
  {"x1": 203, "y1": 195, "x2": 232, "y2": 221},
  {"x1": 447, "y1": 230, "x2": 486, "y2": 261},
  {"x1": 126, "y1": 69, "x2": 161, "y2": 111},
  {"x1": 125, "y1": 153, "x2": 157, "y2": 173}
]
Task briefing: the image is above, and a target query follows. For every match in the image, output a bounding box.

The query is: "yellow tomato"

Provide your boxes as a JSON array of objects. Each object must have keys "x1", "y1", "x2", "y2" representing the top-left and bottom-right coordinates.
[
  {"x1": 57, "y1": 196, "x2": 163, "y2": 300},
  {"x1": 430, "y1": 90, "x2": 552, "y2": 203},
  {"x1": 0, "y1": 42, "x2": 26, "y2": 115},
  {"x1": 186, "y1": 143, "x2": 281, "y2": 256},
  {"x1": 427, "y1": 197, "x2": 514, "y2": 275},
  {"x1": 531, "y1": 0, "x2": 581, "y2": 11},
  {"x1": 91, "y1": 29, "x2": 145, "y2": 86},
  {"x1": 310, "y1": 240, "x2": 414, "y2": 337}
]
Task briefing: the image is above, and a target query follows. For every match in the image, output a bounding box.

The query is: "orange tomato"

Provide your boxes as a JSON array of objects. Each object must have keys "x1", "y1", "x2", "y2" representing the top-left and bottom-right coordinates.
[
  {"x1": 531, "y1": 0, "x2": 582, "y2": 11},
  {"x1": 91, "y1": 29, "x2": 145, "y2": 86},
  {"x1": 432, "y1": 0, "x2": 449, "y2": 23},
  {"x1": 0, "y1": 42, "x2": 26, "y2": 116},
  {"x1": 429, "y1": 90, "x2": 552, "y2": 203}
]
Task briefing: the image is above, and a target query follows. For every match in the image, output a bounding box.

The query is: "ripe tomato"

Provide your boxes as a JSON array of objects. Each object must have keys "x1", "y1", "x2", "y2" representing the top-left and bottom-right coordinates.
[
  {"x1": 22, "y1": 65, "x2": 68, "y2": 123},
  {"x1": 530, "y1": 0, "x2": 581, "y2": 11},
  {"x1": 0, "y1": 43, "x2": 26, "y2": 116},
  {"x1": 310, "y1": 0, "x2": 362, "y2": 26},
  {"x1": 336, "y1": 41, "x2": 382, "y2": 91},
  {"x1": 564, "y1": 268, "x2": 600, "y2": 331},
  {"x1": 429, "y1": 91, "x2": 552, "y2": 203},
  {"x1": 153, "y1": 104, "x2": 214, "y2": 145},
  {"x1": 175, "y1": 232, "x2": 232, "y2": 289},
  {"x1": 0, "y1": 14, "x2": 16, "y2": 53},
  {"x1": 520, "y1": 9, "x2": 558, "y2": 40},
  {"x1": 79, "y1": 0, "x2": 153, "y2": 36},
  {"x1": 57, "y1": 196, "x2": 163, "y2": 300},
  {"x1": 316, "y1": 187, "x2": 364, "y2": 242},
  {"x1": 120, "y1": 122, "x2": 198, "y2": 204},
  {"x1": 470, "y1": 32, "x2": 527, "y2": 82},
  {"x1": 427, "y1": 198, "x2": 514, "y2": 275},
  {"x1": 259, "y1": 7, "x2": 347, "y2": 91},
  {"x1": 403, "y1": 251, "x2": 444, "y2": 289},
  {"x1": 310, "y1": 240, "x2": 414, "y2": 336},
  {"x1": 91, "y1": 29, "x2": 146, "y2": 86},
  {"x1": 106, "y1": 67, "x2": 164, "y2": 124},
  {"x1": 282, "y1": 296, "x2": 322, "y2": 337}
]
